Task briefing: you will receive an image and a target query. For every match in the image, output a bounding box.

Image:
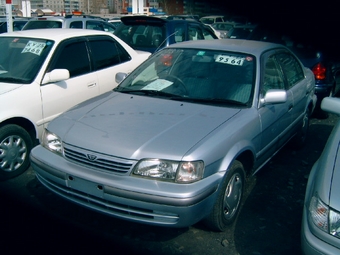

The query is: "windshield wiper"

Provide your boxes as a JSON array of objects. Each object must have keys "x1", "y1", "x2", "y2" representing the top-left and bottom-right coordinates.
[
  {"x1": 118, "y1": 89, "x2": 181, "y2": 98},
  {"x1": 171, "y1": 97, "x2": 248, "y2": 106}
]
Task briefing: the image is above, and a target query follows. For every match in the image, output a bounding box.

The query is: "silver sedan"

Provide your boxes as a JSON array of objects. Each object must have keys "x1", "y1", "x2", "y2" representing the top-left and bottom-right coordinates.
[
  {"x1": 30, "y1": 39, "x2": 316, "y2": 231},
  {"x1": 301, "y1": 97, "x2": 340, "y2": 254}
]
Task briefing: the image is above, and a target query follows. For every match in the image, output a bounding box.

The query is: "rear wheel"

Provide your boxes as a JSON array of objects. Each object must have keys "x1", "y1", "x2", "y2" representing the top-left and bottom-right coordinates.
[
  {"x1": 204, "y1": 160, "x2": 245, "y2": 231},
  {"x1": 0, "y1": 124, "x2": 33, "y2": 181}
]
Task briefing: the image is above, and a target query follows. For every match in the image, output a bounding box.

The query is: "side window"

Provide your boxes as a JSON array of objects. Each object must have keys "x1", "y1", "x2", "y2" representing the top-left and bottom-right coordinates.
[
  {"x1": 202, "y1": 27, "x2": 216, "y2": 40},
  {"x1": 48, "y1": 41, "x2": 91, "y2": 78},
  {"x1": 276, "y1": 52, "x2": 304, "y2": 88},
  {"x1": 188, "y1": 25, "x2": 203, "y2": 40},
  {"x1": 69, "y1": 21, "x2": 83, "y2": 29},
  {"x1": 86, "y1": 21, "x2": 104, "y2": 31},
  {"x1": 174, "y1": 24, "x2": 185, "y2": 42},
  {"x1": 89, "y1": 38, "x2": 131, "y2": 70},
  {"x1": 262, "y1": 56, "x2": 285, "y2": 95}
]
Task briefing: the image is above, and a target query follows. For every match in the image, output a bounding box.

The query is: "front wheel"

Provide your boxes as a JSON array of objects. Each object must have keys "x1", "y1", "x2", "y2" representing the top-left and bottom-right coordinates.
[
  {"x1": 204, "y1": 160, "x2": 245, "y2": 231},
  {"x1": 0, "y1": 124, "x2": 33, "y2": 181}
]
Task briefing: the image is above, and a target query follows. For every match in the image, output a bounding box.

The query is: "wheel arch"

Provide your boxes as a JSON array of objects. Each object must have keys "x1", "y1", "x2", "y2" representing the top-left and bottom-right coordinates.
[{"x1": 0, "y1": 117, "x2": 38, "y2": 145}]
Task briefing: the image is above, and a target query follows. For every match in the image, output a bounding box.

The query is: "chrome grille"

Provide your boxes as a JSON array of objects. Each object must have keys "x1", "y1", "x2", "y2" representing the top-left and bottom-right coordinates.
[{"x1": 63, "y1": 144, "x2": 134, "y2": 174}]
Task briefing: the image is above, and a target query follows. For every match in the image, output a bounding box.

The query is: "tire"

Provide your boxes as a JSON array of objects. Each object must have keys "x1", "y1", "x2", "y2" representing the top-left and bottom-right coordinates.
[
  {"x1": 0, "y1": 124, "x2": 33, "y2": 181},
  {"x1": 204, "y1": 160, "x2": 245, "y2": 231},
  {"x1": 290, "y1": 108, "x2": 310, "y2": 148}
]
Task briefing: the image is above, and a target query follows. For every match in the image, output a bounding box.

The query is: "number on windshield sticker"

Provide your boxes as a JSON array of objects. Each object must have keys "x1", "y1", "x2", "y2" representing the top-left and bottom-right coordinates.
[
  {"x1": 216, "y1": 55, "x2": 245, "y2": 66},
  {"x1": 21, "y1": 41, "x2": 46, "y2": 56}
]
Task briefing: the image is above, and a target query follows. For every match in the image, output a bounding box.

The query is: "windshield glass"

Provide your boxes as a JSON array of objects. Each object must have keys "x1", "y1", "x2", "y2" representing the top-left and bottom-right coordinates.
[
  {"x1": 0, "y1": 37, "x2": 54, "y2": 84},
  {"x1": 115, "y1": 48, "x2": 255, "y2": 106}
]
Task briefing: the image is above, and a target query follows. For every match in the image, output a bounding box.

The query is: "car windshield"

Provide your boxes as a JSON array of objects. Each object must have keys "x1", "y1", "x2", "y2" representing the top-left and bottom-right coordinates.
[
  {"x1": 115, "y1": 48, "x2": 255, "y2": 106},
  {"x1": 0, "y1": 37, "x2": 54, "y2": 84}
]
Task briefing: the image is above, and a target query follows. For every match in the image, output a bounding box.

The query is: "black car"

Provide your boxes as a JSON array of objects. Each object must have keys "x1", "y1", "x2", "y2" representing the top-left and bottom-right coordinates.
[
  {"x1": 227, "y1": 24, "x2": 340, "y2": 113},
  {"x1": 114, "y1": 15, "x2": 218, "y2": 53}
]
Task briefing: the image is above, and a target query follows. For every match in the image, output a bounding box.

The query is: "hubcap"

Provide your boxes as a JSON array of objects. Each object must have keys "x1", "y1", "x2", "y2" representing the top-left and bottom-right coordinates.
[
  {"x1": 0, "y1": 135, "x2": 27, "y2": 172},
  {"x1": 223, "y1": 172, "x2": 243, "y2": 220}
]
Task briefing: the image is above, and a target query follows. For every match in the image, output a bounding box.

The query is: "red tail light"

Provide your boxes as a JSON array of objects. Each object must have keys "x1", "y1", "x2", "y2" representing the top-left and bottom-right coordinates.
[{"x1": 312, "y1": 63, "x2": 326, "y2": 80}]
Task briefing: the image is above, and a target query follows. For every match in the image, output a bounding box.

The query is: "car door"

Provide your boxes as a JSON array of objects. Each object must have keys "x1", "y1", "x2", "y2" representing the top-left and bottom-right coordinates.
[
  {"x1": 87, "y1": 35, "x2": 138, "y2": 93},
  {"x1": 40, "y1": 37, "x2": 99, "y2": 126},
  {"x1": 256, "y1": 51, "x2": 293, "y2": 165},
  {"x1": 276, "y1": 51, "x2": 308, "y2": 127}
]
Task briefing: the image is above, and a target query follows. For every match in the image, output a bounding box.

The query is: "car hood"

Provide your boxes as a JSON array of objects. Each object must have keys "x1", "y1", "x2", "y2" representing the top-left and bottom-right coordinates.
[
  {"x1": 329, "y1": 141, "x2": 340, "y2": 210},
  {"x1": 53, "y1": 92, "x2": 241, "y2": 160},
  {"x1": 0, "y1": 83, "x2": 23, "y2": 95}
]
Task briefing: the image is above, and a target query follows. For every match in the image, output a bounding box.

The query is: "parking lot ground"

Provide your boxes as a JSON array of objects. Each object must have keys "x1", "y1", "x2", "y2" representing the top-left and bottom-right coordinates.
[{"x1": 1, "y1": 112, "x2": 338, "y2": 255}]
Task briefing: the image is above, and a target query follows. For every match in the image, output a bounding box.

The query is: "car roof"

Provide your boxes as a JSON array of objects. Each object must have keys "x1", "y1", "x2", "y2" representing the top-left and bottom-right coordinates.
[
  {"x1": 120, "y1": 15, "x2": 201, "y2": 24},
  {"x1": 0, "y1": 28, "x2": 114, "y2": 40},
  {"x1": 167, "y1": 39, "x2": 286, "y2": 56},
  {"x1": 27, "y1": 16, "x2": 104, "y2": 22}
]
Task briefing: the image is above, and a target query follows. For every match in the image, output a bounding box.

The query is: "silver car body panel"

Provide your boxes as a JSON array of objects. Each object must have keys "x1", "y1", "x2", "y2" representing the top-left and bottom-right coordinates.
[{"x1": 301, "y1": 97, "x2": 340, "y2": 254}]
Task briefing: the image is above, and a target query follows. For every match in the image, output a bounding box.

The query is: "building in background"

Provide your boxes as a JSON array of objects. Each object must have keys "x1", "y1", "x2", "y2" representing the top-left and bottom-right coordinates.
[{"x1": 1, "y1": 0, "x2": 226, "y2": 17}]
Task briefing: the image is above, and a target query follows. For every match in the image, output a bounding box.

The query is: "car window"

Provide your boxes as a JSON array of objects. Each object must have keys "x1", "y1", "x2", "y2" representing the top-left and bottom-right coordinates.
[
  {"x1": 88, "y1": 38, "x2": 131, "y2": 70},
  {"x1": 69, "y1": 21, "x2": 83, "y2": 29},
  {"x1": 0, "y1": 37, "x2": 54, "y2": 83},
  {"x1": 174, "y1": 24, "x2": 185, "y2": 42},
  {"x1": 23, "y1": 20, "x2": 62, "y2": 29},
  {"x1": 102, "y1": 22, "x2": 116, "y2": 34},
  {"x1": 202, "y1": 27, "x2": 217, "y2": 40},
  {"x1": 118, "y1": 48, "x2": 255, "y2": 105},
  {"x1": 86, "y1": 20, "x2": 104, "y2": 31},
  {"x1": 276, "y1": 52, "x2": 304, "y2": 88},
  {"x1": 188, "y1": 25, "x2": 204, "y2": 40},
  {"x1": 262, "y1": 56, "x2": 285, "y2": 94},
  {"x1": 48, "y1": 40, "x2": 90, "y2": 78}
]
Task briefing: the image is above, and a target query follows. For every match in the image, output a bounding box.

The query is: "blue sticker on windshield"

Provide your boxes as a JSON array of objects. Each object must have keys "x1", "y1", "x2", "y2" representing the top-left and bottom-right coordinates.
[{"x1": 197, "y1": 51, "x2": 205, "y2": 56}]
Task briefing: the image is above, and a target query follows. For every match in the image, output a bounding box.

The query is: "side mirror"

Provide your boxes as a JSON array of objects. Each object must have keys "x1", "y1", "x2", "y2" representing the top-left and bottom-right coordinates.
[
  {"x1": 260, "y1": 89, "x2": 287, "y2": 106},
  {"x1": 115, "y1": 72, "x2": 128, "y2": 84},
  {"x1": 42, "y1": 69, "x2": 70, "y2": 84}
]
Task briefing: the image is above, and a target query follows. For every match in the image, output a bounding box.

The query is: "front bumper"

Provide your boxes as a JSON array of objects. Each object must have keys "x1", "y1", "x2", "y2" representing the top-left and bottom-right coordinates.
[{"x1": 30, "y1": 145, "x2": 222, "y2": 228}]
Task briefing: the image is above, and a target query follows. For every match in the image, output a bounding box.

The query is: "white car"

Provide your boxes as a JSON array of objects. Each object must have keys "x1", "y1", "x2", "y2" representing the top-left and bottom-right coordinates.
[{"x1": 0, "y1": 29, "x2": 150, "y2": 180}]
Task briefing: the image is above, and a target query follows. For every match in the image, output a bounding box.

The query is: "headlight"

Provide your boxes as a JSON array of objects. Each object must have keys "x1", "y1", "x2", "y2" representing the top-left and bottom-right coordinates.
[
  {"x1": 41, "y1": 129, "x2": 63, "y2": 155},
  {"x1": 132, "y1": 159, "x2": 204, "y2": 183},
  {"x1": 309, "y1": 195, "x2": 340, "y2": 238}
]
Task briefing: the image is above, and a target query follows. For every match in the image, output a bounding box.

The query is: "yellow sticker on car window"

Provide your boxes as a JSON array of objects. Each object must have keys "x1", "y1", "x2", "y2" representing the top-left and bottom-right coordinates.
[
  {"x1": 21, "y1": 41, "x2": 46, "y2": 56},
  {"x1": 216, "y1": 55, "x2": 245, "y2": 66}
]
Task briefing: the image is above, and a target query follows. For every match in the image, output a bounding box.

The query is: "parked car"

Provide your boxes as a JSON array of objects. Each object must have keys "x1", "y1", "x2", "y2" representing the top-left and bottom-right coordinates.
[
  {"x1": 210, "y1": 21, "x2": 236, "y2": 39},
  {"x1": 227, "y1": 24, "x2": 340, "y2": 113},
  {"x1": 22, "y1": 16, "x2": 117, "y2": 34},
  {"x1": 0, "y1": 17, "x2": 30, "y2": 33},
  {"x1": 199, "y1": 15, "x2": 225, "y2": 24},
  {"x1": 30, "y1": 39, "x2": 316, "y2": 231},
  {"x1": 114, "y1": 15, "x2": 217, "y2": 53},
  {"x1": 0, "y1": 29, "x2": 150, "y2": 180},
  {"x1": 301, "y1": 97, "x2": 340, "y2": 254}
]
